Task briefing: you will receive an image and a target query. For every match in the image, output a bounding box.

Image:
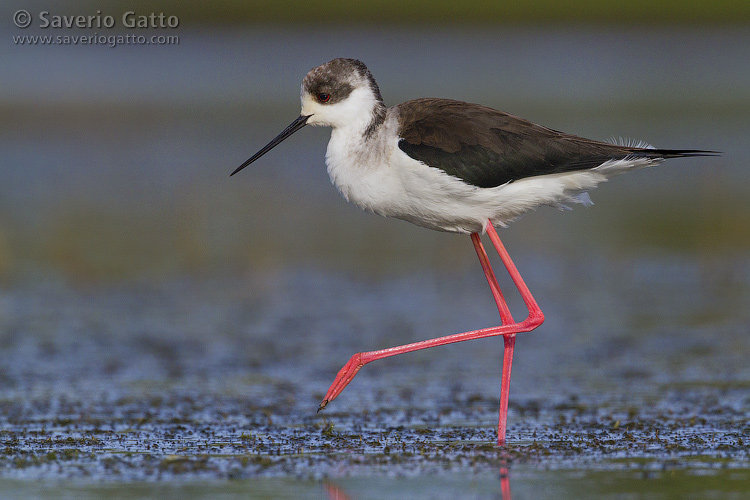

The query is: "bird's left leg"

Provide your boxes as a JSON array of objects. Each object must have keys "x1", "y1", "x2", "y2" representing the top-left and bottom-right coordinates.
[{"x1": 318, "y1": 223, "x2": 544, "y2": 422}]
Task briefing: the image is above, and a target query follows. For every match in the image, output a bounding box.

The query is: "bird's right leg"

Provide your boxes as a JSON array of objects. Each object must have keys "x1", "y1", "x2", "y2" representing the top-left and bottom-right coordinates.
[{"x1": 318, "y1": 224, "x2": 544, "y2": 446}]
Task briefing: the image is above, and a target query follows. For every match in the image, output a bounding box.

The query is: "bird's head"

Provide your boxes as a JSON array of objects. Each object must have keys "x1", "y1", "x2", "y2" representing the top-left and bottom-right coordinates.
[
  {"x1": 301, "y1": 58, "x2": 384, "y2": 129},
  {"x1": 231, "y1": 58, "x2": 384, "y2": 176}
]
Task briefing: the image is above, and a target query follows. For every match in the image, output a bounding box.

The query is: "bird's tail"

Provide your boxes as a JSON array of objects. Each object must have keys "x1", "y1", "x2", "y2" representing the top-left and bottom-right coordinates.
[{"x1": 636, "y1": 148, "x2": 721, "y2": 159}]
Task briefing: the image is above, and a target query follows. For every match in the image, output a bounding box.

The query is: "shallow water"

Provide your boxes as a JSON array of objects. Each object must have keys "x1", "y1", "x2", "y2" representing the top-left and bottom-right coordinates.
[
  {"x1": 1, "y1": 24, "x2": 749, "y2": 499},
  {"x1": 0, "y1": 260, "x2": 748, "y2": 496}
]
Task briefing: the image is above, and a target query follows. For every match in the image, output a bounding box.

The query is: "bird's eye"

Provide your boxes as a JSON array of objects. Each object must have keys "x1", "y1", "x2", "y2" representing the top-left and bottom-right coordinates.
[{"x1": 317, "y1": 93, "x2": 331, "y2": 103}]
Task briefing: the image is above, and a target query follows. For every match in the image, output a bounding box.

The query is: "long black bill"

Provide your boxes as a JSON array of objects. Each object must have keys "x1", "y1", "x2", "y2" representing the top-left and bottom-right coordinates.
[{"x1": 231, "y1": 114, "x2": 310, "y2": 176}]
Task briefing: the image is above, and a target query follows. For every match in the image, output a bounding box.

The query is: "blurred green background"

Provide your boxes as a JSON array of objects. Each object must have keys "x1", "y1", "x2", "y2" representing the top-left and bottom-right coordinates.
[
  {"x1": 1, "y1": 0, "x2": 748, "y2": 284},
  {"x1": 29, "y1": 0, "x2": 750, "y2": 25}
]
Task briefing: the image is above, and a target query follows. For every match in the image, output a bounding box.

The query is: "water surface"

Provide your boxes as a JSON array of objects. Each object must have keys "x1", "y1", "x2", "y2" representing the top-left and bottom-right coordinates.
[{"x1": 0, "y1": 25, "x2": 748, "y2": 499}]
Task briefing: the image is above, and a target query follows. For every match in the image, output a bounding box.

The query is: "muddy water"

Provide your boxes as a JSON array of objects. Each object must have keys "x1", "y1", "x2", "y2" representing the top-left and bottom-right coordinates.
[{"x1": 0, "y1": 257, "x2": 748, "y2": 497}]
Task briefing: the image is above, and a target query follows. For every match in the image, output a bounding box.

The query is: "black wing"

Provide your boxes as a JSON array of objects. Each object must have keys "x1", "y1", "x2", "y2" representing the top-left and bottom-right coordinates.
[{"x1": 396, "y1": 98, "x2": 713, "y2": 188}]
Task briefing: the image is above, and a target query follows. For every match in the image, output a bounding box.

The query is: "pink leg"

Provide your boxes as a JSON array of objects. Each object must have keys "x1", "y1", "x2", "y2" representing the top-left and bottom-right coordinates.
[
  {"x1": 471, "y1": 229, "x2": 517, "y2": 445},
  {"x1": 317, "y1": 223, "x2": 544, "y2": 446}
]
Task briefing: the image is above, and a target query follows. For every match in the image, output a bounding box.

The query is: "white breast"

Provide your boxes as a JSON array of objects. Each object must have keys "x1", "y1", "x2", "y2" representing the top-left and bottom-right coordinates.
[
  {"x1": 325, "y1": 117, "x2": 407, "y2": 217},
  {"x1": 323, "y1": 117, "x2": 657, "y2": 234}
]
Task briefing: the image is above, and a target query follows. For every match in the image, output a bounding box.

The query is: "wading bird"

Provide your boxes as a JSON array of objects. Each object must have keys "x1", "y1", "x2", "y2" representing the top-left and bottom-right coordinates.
[{"x1": 231, "y1": 58, "x2": 716, "y2": 445}]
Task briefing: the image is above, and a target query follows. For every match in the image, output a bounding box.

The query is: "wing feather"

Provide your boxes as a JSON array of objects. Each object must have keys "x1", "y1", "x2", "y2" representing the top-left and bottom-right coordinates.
[{"x1": 396, "y1": 98, "x2": 666, "y2": 188}]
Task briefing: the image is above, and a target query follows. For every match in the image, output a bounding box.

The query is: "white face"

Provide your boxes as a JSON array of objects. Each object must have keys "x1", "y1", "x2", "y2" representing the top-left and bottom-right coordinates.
[
  {"x1": 299, "y1": 92, "x2": 329, "y2": 125},
  {"x1": 301, "y1": 85, "x2": 379, "y2": 130}
]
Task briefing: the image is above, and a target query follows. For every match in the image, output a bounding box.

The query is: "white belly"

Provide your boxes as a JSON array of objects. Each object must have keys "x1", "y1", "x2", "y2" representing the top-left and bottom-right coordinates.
[{"x1": 325, "y1": 128, "x2": 654, "y2": 234}]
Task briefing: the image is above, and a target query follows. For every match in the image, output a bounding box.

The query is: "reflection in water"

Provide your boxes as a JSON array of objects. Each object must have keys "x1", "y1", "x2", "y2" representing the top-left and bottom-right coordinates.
[
  {"x1": 324, "y1": 479, "x2": 353, "y2": 500},
  {"x1": 323, "y1": 462, "x2": 513, "y2": 499},
  {"x1": 500, "y1": 461, "x2": 512, "y2": 500}
]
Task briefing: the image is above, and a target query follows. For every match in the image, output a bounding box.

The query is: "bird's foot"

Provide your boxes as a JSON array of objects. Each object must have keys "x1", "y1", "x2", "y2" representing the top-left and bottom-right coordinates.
[{"x1": 317, "y1": 352, "x2": 365, "y2": 412}]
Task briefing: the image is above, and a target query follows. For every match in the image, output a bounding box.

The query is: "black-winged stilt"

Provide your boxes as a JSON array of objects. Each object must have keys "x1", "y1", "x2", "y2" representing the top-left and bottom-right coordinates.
[{"x1": 231, "y1": 58, "x2": 717, "y2": 446}]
